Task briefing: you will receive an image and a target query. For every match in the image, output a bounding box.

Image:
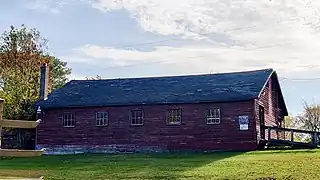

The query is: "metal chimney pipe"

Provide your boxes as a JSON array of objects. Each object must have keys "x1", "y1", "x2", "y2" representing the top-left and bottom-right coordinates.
[{"x1": 40, "y1": 63, "x2": 49, "y2": 100}]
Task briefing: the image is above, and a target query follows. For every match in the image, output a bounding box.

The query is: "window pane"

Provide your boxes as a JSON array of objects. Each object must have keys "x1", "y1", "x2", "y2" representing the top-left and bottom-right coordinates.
[
  {"x1": 131, "y1": 110, "x2": 143, "y2": 125},
  {"x1": 132, "y1": 111, "x2": 136, "y2": 119},
  {"x1": 96, "y1": 112, "x2": 108, "y2": 126},
  {"x1": 214, "y1": 109, "x2": 220, "y2": 118},
  {"x1": 168, "y1": 109, "x2": 181, "y2": 124},
  {"x1": 207, "y1": 109, "x2": 220, "y2": 124}
]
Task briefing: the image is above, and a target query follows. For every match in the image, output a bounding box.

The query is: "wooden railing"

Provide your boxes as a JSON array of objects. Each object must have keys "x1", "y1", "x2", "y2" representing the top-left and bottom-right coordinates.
[
  {"x1": 263, "y1": 125, "x2": 320, "y2": 148},
  {"x1": 0, "y1": 99, "x2": 45, "y2": 157}
]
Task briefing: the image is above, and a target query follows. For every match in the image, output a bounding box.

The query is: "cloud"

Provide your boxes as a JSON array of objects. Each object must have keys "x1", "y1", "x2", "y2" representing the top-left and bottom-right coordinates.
[
  {"x1": 61, "y1": 41, "x2": 320, "y2": 79},
  {"x1": 90, "y1": 0, "x2": 320, "y2": 41},
  {"x1": 54, "y1": 0, "x2": 318, "y2": 78},
  {"x1": 32, "y1": 0, "x2": 320, "y2": 78},
  {"x1": 25, "y1": 0, "x2": 75, "y2": 14}
]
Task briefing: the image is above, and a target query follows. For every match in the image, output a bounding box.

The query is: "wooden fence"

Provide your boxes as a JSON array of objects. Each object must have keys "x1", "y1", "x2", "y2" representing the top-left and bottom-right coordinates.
[{"x1": 263, "y1": 125, "x2": 320, "y2": 148}]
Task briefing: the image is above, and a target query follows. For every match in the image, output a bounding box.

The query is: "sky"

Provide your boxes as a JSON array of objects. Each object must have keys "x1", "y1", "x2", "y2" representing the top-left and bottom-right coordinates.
[{"x1": 1, "y1": 0, "x2": 320, "y2": 115}]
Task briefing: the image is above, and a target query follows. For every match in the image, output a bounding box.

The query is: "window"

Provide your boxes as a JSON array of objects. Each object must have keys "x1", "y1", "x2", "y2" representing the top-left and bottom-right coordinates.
[
  {"x1": 130, "y1": 110, "x2": 144, "y2": 125},
  {"x1": 96, "y1": 112, "x2": 108, "y2": 126},
  {"x1": 206, "y1": 108, "x2": 220, "y2": 124},
  {"x1": 63, "y1": 113, "x2": 75, "y2": 127},
  {"x1": 168, "y1": 109, "x2": 181, "y2": 125}
]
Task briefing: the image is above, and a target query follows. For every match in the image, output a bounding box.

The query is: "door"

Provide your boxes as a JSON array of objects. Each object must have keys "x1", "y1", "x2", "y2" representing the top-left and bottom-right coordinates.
[{"x1": 259, "y1": 105, "x2": 265, "y2": 139}]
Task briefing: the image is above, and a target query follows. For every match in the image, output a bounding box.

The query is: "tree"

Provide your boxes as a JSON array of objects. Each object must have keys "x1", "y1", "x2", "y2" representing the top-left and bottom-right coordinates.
[
  {"x1": 51, "y1": 56, "x2": 72, "y2": 89},
  {"x1": 86, "y1": 75, "x2": 102, "y2": 80},
  {"x1": 296, "y1": 101, "x2": 320, "y2": 132},
  {"x1": 284, "y1": 116, "x2": 295, "y2": 129},
  {"x1": 283, "y1": 115, "x2": 301, "y2": 141},
  {"x1": 0, "y1": 24, "x2": 71, "y2": 149},
  {"x1": 0, "y1": 24, "x2": 71, "y2": 120}
]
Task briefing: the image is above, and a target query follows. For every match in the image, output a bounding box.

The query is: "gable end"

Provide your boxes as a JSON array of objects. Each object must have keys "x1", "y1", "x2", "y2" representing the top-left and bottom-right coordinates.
[{"x1": 257, "y1": 70, "x2": 288, "y2": 116}]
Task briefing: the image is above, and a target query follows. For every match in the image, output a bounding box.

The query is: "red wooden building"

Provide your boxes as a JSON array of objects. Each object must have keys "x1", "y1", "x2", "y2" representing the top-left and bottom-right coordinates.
[{"x1": 36, "y1": 64, "x2": 288, "y2": 154}]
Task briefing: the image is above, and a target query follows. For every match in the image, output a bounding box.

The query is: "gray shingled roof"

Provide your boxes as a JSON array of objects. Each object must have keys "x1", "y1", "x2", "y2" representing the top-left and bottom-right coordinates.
[{"x1": 36, "y1": 69, "x2": 275, "y2": 109}]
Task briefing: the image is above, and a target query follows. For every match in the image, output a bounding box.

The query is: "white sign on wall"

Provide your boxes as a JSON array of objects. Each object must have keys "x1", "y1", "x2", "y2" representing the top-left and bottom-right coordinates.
[{"x1": 239, "y1": 116, "x2": 249, "y2": 130}]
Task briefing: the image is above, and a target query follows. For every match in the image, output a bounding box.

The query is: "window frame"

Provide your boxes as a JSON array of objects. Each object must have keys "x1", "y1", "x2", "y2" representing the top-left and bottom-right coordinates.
[
  {"x1": 130, "y1": 109, "x2": 144, "y2": 126},
  {"x1": 96, "y1": 112, "x2": 109, "y2": 127},
  {"x1": 63, "y1": 112, "x2": 75, "y2": 128},
  {"x1": 167, "y1": 108, "x2": 182, "y2": 125},
  {"x1": 206, "y1": 108, "x2": 221, "y2": 125}
]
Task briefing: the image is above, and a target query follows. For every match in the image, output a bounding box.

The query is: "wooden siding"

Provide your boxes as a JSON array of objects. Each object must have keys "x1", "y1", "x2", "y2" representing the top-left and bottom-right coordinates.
[
  {"x1": 37, "y1": 101, "x2": 258, "y2": 153},
  {"x1": 255, "y1": 74, "x2": 285, "y2": 142}
]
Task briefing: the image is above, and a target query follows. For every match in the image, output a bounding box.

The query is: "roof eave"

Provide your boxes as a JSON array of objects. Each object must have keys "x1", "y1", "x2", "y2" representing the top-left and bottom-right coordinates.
[
  {"x1": 38, "y1": 98, "x2": 256, "y2": 110},
  {"x1": 257, "y1": 69, "x2": 288, "y2": 116}
]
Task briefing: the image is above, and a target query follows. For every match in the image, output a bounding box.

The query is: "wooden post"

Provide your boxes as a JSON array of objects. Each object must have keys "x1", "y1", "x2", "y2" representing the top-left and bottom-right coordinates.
[
  {"x1": 291, "y1": 130, "x2": 294, "y2": 145},
  {"x1": 268, "y1": 127, "x2": 271, "y2": 140},
  {"x1": 0, "y1": 98, "x2": 4, "y2": 149},
  {"x1": 314, "y1": 132, "x2": 318, "y2": 146}
]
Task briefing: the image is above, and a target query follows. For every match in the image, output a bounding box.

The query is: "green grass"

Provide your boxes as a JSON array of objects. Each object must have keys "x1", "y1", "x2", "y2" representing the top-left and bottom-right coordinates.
[{"x1": 1, "y1": 149, "x2": 320, "y2": 180}]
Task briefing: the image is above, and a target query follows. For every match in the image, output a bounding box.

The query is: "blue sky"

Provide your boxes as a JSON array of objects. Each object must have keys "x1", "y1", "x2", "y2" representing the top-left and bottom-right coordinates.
[{"x1": 1, "y1": 0, "x2": 320, "y2": 115}]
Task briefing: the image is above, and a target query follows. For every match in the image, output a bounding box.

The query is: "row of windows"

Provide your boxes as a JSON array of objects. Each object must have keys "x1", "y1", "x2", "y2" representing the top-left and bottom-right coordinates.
[{"x1": 62, "y1": 108, "x2": 221, "y2": 127}]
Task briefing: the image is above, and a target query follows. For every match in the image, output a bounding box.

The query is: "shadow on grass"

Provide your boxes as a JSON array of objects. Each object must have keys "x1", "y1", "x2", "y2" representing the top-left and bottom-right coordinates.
[{"x1": 0, "y1": 151, "x2": 244, "y2": 180}]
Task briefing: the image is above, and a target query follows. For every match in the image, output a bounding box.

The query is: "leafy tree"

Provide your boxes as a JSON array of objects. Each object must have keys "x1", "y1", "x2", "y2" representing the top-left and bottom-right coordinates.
[
  {"x1": 284, "y1": 116, "x2": 295, "y2": 129},
  {"x1": 296, "y1": 101, "x2": 320, "y2": 132},
  {"x1": 51, "y1": 56, "x2": 72, "y2": 89},
  {"x1": 86, "y1": 75, "x2": 102, "y2": 80},
  {"x1": 286, "y1": 101, "x2": 320, "y2": 144},
  {"x1": 0, "y1": 25, "x2": 71, "y2": 149},
  {"x1": 283, "y1": 116, "x2": 296, "y2": 140},
  {"x1": 0, "y1": 24, "x2": 71, "y2": 120}
]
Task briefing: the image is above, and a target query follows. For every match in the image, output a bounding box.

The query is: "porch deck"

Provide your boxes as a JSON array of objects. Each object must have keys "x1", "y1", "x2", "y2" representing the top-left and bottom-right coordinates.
[{"x1": 262, "y1": 125, "x2": 320, "y2": 149}]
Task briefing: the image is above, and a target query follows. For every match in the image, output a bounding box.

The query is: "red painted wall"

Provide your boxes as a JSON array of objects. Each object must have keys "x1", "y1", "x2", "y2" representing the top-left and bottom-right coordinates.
[
  {"x1": 37, "y1": 101, "x2": 258, "y2": 153},
  {"x1": 255, "y1": 74, "x2": 285, "y2": 142}
]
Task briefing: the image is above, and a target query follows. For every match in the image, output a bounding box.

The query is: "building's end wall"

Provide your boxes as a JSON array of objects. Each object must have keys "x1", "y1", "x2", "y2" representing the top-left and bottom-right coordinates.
[
  {"x1": 37, "y1": 101, "x2": 258, "y2": 154},
  {"x1": 255, "y1": 73, "x2": 286, "y2": 142}
]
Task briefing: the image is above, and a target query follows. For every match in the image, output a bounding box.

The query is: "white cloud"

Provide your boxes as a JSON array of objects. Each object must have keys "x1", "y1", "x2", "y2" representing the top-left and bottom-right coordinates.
[
  {"x1": 60, "y1": 0, "x2": 320, "y2": 78},
  {"x1": 90, "y1": 0, "x2": 320, "y2": 41},
  {"x1": 62, "y1": 41, "x2": 320, "y2": 79},
  {"x1": 25, "y1": 0, "x2": 75, "y2": 14},
  {"x1": 33, "y1": 0, "x2": 320, "y2": 78}
]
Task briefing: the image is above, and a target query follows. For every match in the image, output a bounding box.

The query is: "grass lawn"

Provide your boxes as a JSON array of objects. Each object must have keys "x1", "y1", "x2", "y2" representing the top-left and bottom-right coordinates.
[{"x1": 0, "y1": 149, "x2": 320, "y2": 180}]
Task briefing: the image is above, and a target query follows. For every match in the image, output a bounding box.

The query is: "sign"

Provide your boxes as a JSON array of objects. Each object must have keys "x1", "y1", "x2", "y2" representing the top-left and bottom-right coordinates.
[{"x1": 239, "y1": 116, "x2": 249, "y2": 130}]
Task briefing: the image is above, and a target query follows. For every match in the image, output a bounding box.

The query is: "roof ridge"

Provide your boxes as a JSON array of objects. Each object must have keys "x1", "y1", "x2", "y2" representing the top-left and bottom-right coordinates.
[{"x1": 73, "y1": 68, "x2": 274, "y2": 81}]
